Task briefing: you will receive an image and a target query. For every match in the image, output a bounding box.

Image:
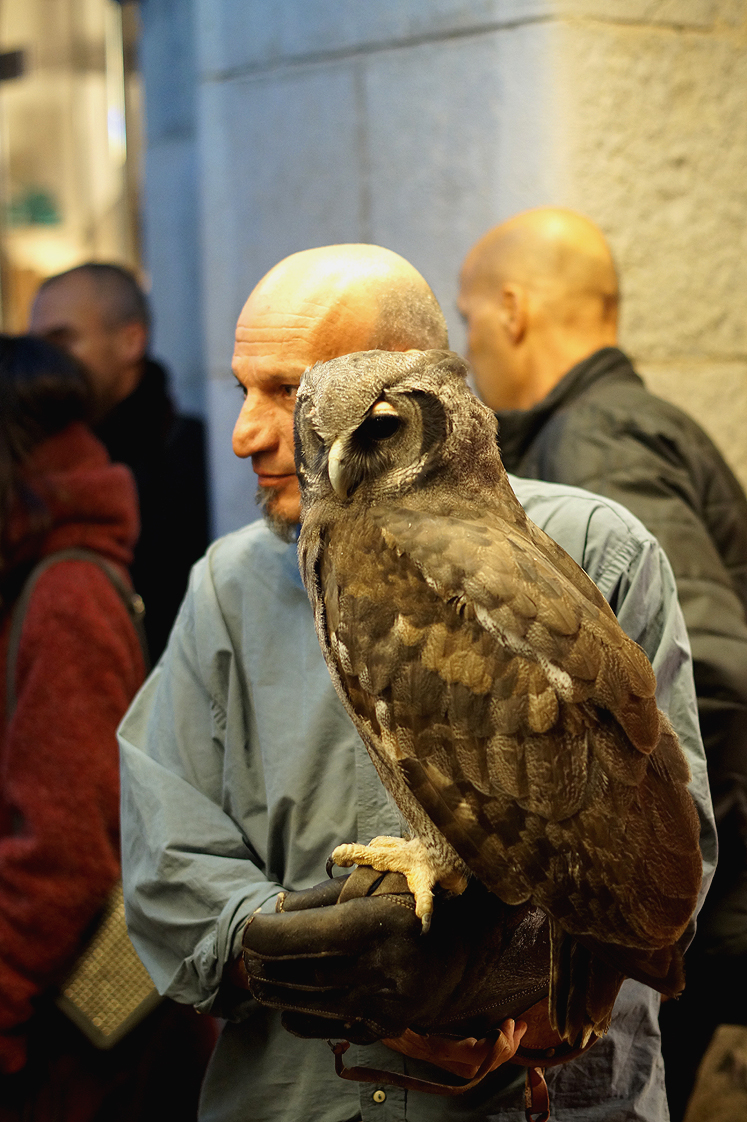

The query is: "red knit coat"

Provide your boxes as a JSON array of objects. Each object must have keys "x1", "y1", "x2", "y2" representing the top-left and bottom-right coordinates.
[{"x1": 0, "y1": 423, "x2": 145, "y2": 1074}]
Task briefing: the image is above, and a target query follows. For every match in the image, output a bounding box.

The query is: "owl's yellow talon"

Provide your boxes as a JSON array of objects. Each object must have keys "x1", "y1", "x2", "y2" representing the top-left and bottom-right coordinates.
[{"x1": 328, "y1": 835, "x2": 461, "y2": 931}]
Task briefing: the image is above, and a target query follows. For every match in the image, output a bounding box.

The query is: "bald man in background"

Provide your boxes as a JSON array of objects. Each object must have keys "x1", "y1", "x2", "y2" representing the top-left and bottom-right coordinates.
[
  {"x1": 459, "y1": 207, "x2": 747, "y2": 1119},
  {"x1": 30, "y1": 263, "x2": 210, "y2": 661},
  {"x1": 117, "y1": 242, "x2": 715, "y2": 1122}
]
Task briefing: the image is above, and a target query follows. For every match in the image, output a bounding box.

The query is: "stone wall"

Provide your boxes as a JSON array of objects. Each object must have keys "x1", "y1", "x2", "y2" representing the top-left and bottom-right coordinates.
[
  {"x1": 138, "y1": 1, "x2": 747, "y2": 533},
  {"x1": 555, "y1": 3, "x2": 747, "y2": 488},
  {"x1": 139, "y1": 0, "x2": 204, "y2": 418},
  {"x1": 194, "y1": 3, "x2": 568, "y2": 533}
]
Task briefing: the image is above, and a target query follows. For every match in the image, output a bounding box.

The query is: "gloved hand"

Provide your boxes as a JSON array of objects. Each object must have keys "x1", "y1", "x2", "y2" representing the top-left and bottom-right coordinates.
[{"x1": 242, "y1": 865, "x2": 550, "y2": 1045}]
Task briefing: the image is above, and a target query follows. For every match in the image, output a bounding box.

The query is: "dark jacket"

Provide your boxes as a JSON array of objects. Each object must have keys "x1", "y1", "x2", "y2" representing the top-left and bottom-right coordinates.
[
  {"x1": 497, "y1": 346, "x2": 747, "y2": 952},
  {"x1": 95, "y1": 358, "x2": 209, "y2": 661}
]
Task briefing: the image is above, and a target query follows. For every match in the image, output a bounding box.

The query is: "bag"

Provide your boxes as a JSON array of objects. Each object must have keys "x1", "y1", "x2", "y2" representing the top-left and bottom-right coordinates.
[
  {"x1": 54, "y1": 882, "x2": 163, "y2": 1049},
  {"x1": 6, "y1": 548, "x2": 161, "y2": 1049}
]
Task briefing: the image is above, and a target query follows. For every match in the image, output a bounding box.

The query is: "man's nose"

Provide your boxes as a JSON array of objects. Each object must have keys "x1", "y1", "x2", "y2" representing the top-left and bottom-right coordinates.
[{"x1": 232, "y1": 391, "x2": 277, "y2": 459}]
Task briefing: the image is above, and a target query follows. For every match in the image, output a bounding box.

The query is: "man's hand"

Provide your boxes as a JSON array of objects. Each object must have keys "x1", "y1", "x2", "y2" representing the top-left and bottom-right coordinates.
[{"x1": 241, "y1": 866, "x2": 549, "y2": 1047}]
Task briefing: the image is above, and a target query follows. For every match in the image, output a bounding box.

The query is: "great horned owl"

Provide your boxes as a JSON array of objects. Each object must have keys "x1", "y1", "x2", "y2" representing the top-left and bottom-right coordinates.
[{"x1": 294, "y1": 348, "x2": 701, "y2": 1045}]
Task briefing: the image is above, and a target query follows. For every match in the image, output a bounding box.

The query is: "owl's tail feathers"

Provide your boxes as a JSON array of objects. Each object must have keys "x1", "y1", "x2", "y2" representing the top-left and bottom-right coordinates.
[
  {"x1": 548, "y1": 922, "x2": 624, "y2": 1045},
  {"x1": 549, "y1": 922, "x2": 688, "y2": 1044}
]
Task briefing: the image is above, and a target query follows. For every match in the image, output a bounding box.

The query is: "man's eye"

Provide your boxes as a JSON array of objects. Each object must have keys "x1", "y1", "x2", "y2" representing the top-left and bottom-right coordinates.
[
  {"x1": 234, "y1": 378, "x2": 247, "y2": 398},
  {"x1": 45, "y1": 328, "x2": 74, "y2": 347},
  {"x1": 281, "y1": 384, "x2": 298, "y2": 400}
]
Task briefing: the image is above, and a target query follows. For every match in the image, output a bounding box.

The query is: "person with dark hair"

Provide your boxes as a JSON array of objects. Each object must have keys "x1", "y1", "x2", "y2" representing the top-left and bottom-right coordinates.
[
  {"x1": 0, "y1": 335, "x2": 91, "y2": 541},
  {"x1": 0, "y1": 334, "x2": 214, "y2": 1120},
  {"x1": 29, "y1": 264, "x2": 210, "y2": 660}
]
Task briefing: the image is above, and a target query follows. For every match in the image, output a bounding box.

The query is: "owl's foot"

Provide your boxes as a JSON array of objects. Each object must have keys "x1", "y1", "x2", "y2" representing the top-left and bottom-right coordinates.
[{"x1": 330, "y1": 836, "x2": 468, "y2": 932}]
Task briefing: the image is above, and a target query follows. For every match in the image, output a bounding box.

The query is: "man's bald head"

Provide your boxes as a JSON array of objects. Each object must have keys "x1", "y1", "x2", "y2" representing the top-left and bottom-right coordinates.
[
  {"x1": 459, "y1": 209, "x2": 619, "y2": 411},
  {"x1": 231, "y1": 244, "x2": 447, "y2": 536},
  {"x1": 463, "y1": 208, "x2": 618, "y2": 317},
  {"x1": 243, "y1": 244, "x2": 447, "y2": 358}
]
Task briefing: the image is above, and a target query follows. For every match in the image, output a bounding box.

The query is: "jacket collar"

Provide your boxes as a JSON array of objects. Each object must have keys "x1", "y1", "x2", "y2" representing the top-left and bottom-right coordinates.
[
  {"x1": 94, "y1": 357, "x2": 174, "y2": 451},
  {"x1": 496, "y1": 347, "x2": 641, "y2": 467}
]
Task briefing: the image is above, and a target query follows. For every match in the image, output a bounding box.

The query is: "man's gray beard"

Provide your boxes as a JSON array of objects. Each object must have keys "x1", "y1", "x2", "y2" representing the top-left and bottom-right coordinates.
[{"x1": 257, "y1": 486, "x2": 298, "y2": 544}]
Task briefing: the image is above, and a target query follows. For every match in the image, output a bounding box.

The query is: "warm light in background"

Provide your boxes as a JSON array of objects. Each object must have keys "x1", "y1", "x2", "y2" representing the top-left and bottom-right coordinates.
[{"x1": 0, "y1": 0, "x2": 141, "y2": 330}]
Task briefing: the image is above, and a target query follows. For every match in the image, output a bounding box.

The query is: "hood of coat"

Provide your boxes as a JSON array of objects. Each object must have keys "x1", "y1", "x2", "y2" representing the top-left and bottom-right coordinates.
[{"x1": 3, "y1": 421, "x2": 139, "y2": 577}]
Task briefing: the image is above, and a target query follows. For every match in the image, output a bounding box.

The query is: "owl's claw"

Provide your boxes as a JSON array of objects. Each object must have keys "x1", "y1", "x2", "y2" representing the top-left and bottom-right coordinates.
[{"x1": 329, "y1": 837, "x2": 466, "y2": 931}]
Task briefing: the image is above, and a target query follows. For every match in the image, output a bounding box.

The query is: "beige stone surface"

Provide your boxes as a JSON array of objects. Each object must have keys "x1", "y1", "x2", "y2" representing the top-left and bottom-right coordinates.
[
  {"x1": 555, "y1": 17, "x2": 747, "y2": 362},
  {"x1": 683, "y1": 1024, "x2": 747, "y2": 1122},
  {"x1": 555, "y1": 0, "x2": 718, "y2": 27},
  {"x1": 638, "y1": 360, "x2": 747, "y2": 492}
]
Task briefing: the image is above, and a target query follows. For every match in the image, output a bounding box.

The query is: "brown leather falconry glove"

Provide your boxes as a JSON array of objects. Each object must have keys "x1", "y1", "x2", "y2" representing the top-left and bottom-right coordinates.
[{"x1": 242, "y1": 866, "x2": 551, "y2": 1046}]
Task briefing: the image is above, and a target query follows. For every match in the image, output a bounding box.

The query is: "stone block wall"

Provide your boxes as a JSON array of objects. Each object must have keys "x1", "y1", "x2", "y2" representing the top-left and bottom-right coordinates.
[
  {"x1": 555, "y1": 4, "x2": 747, "y2": 488},
  {"x1": 138, "y1": 0, "x2": 747, "y2": 534},
  {"x1": 193, "y1": 2, "x2": 562, "y2": 534}
]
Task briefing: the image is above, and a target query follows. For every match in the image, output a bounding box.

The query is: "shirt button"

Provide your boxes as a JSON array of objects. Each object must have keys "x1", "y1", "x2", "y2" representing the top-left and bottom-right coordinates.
[{"x1": 372, "y1": 1089, "x2": 386, "y2": 1103}]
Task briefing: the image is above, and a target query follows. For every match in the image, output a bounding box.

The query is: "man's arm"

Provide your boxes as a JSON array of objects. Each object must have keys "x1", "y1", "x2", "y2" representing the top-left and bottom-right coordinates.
[{"x1": 119, "y1": 550, "x2": 283, "y2": 1013}]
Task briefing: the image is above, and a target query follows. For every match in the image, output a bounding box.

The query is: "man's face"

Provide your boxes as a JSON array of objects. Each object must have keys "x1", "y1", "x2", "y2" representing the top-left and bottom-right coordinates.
[
  {"x1": 231, "y1": 289, "x2": 374, "y2": 532},
  {"x1": 457, "y1": 267, "x2": 518, "y2": 412},
  {"x1": 30, "y1": 276, "x2": 135, "y2": 416}
]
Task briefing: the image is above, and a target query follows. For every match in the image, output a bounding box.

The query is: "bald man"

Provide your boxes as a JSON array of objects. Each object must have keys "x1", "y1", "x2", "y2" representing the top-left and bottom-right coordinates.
[
  {"x1": 460, "y1": 207, "x2": 747, "y2": 1119},
  {"x1": 118, "y1": 244, "x2": 713, "y2": 1122},
  {"x1": 459, "y1": 209, "x2": 618, "y2": 413}
]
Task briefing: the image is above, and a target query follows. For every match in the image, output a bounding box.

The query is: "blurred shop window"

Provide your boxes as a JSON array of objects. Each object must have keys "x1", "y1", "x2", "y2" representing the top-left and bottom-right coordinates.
[{"x1": 0, "y1": 0, "x2": 141, "y2": 331}]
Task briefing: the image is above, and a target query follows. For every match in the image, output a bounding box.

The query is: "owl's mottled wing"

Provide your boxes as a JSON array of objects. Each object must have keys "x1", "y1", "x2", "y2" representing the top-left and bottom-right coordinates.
[{"x1": 301, "y1": 502, "x2": 701, "y2": 979}]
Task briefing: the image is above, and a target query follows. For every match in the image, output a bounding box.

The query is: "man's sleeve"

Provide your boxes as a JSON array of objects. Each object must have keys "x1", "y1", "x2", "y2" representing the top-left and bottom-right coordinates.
[
  {"x1": 551, "y1": 420, "x2": 747, "y2": 851},
  {"x1": 118, "y1": 554, "x2": 282, "y2": 1013},
  {"x1": 584, "y1": 507, "x2": 718, "y2": 914}
]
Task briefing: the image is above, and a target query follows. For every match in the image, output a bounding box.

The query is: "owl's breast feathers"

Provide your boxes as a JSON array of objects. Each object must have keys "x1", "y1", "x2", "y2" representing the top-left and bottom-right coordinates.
[{"x1": 298, "y1": 500, "x2": 702, "y2": 995}]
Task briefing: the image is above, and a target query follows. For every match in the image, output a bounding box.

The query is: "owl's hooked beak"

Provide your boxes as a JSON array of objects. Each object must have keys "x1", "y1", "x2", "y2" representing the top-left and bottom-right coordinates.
[{"x1": 327, "y1": 438, "x2": 348, "y2": 498}]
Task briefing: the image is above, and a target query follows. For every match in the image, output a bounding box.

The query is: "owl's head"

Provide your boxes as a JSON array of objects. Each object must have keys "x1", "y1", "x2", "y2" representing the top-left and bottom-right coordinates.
[{"x1": 294, "y1": 348, "x2": 504, "y2": 510}]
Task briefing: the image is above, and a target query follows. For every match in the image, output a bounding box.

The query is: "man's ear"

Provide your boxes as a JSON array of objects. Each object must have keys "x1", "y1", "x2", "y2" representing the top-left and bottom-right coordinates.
[
  {"x1": 116, "y1": 320, "x2": 148, "y2": 366},
  {"x1": 499, "y1": 284, "x2": 528, "y2": 345}
]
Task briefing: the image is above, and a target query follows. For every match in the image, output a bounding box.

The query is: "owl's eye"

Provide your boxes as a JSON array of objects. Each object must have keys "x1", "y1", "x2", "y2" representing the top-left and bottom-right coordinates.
[{"x1": 360, "y1": 414, "x2": 401, "y2": 442}]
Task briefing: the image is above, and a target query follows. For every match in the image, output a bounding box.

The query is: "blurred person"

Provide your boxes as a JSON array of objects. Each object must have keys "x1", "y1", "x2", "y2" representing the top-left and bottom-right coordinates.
[
  {"x1": 0, "y1": 335, "x2": 214, "y2": 1121},
  {"x1": 29, "y1": 264, "x2": 210, "y2": 661},
  {"x1": 459, "y1": 206, "x2": 747, "y2": 1119}
]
